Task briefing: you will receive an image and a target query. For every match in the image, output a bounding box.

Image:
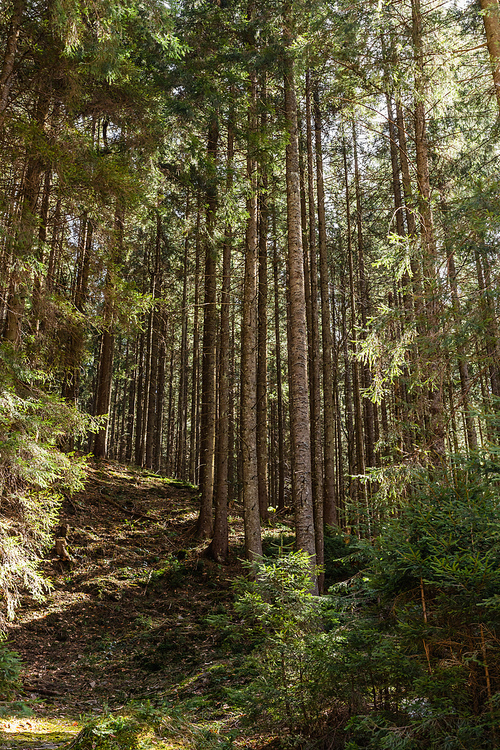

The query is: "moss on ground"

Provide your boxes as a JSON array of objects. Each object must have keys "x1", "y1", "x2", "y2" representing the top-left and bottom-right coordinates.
[{"x1": 0, "y1": 712, "x2": 80, "y2": 749}]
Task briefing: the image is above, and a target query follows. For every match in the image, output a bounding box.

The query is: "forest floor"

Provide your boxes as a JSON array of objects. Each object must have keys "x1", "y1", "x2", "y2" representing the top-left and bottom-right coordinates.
[{"x1": 0, "y1": 461, "x2": 287, "y2": 750}]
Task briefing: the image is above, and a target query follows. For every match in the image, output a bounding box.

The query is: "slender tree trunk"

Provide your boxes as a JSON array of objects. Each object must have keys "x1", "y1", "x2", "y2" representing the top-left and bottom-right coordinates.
[
  {"x1": 62, "y1": 217, "x2": 92, "y2": 405},
  {"x1": 190, "y1": 199, "x2": 202, "y2": 485},
  {"x1": 139, "y1": 270, "x2": 155, "y2": 466},
  {"x1": 145, "y1": 215, "x2": 162, "y2": 469},
  {"x1": 352, "y1": 122, "x2": 376, "y2": 476},
  {"x1": 176, "y1": 197, "x2": 190, "y2": 479},
  {"x1": 305, "y1": 71, "x2": 324, "y2": 589},
  {"x1": 197, "y1": 118, "x2": 219, "y2": 538},
  {"x1": 134, "y1": 330, "x2": 145, "y2": 466},
  {"x1": 125, "y1": 335, "x2": 138, "y2": 462},
  {"x1": 440, "y1": 194, "x2": 478, "y2": 450},
  {"x1": 154, "y1": 313, "x2": 166, "y2": 472},
  {"x1": 313, "y1": 82, "x2": 337, "y2": 528},
  {"x1": 343, "y1": 137, "x2": 365, "y2": 519},
  {"x1": 257, "y1": 76, "x2": 269, "y2": 524},
  {"x1": 94, "y1": 209, "x2": 123, "y2": 458},
  {"x1": 341, "y1": 277, "x2": 356, "y2": 525},
  {"x1": 0, "y1": 0, "x2": 25, "y2": 127},
  {"x1": 273, "y1": 207, "x2": 286, "y2": 512},
  {"x1": 3, "y1": 89, "x2": 50, "y2": 345},
  {"x1": 412, "y1": 0, "x2": 445, "y2": 460},
  {"x1": 210, "y1": 118, "x2": 234, "y2": 562},
  {"x1": 475, "y1": 247, "x2": 500, "y2": 398}
]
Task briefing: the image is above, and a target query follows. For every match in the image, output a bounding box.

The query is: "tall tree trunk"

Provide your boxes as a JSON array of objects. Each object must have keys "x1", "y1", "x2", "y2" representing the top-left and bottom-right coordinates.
[
  {"x1": 283, "y1": 9, "x2": 316, "y2": 581},
  {"x1": 176, "y1": 197, "x2": 190, "y2": 480},
  {"x1": 189, "y1": 199, "x2": 202, "y2": 485},
  {"x1": 257, "y1": 76, "x2": 269, "y2": 524},
  {"x1": 273, "y1": 206, "x2": 286, "y2": 512},
  {"x1": 154, "y1": 313, "x2": 166, "y2": 472},
  {"x1": 305, "y1": 71, "x2": 324, "y2": 589},
  {"x1": 343, "y1": 137, "x2": 365, "y2": 518},
  {"x1": 196, "y1": 118, "x2": 219, "y2": 538},
  {"x1": 210, "y1": 117, "x2": 234, "y2": 562},
  {"x1": 412, "y1": 0, "x2": 445, "y2": 460},
  {"x1": 313, "y1": 82, "x2": 337, "y2": 528},
  {"x1": 93, "y1": 208, "x2": 122, "y2": 458},
  {"x1": 134, "y1": 330, "x2": 145, "y2": 466},
  {"x1": 479, "y1": 0, "x2": 500, "y2": 114},
  {"x1": 145, "y1": 214, "x2": 162, "y2": 469},
  {"x1": 352, "y1": 122, "x2": 376, "y2": 476},
  {"x1": 3, "y1": 88, "x2": 50, "y2": 345},
  {"x1": 125, "y1": 335, "x2": 138, "y2": 462},
  {"x1": 62, "y1": 216, "x2": 92, "y2": 405},
  {"x1": 475, "y1": 247, "x2": 500, "y2": 398},
  {"x1": 241, "y1": 57, "x2": 262, "y2": 561},
  {"x1": 0, "y1": 0, "x2": 25, "y2": 127},
  {"x1": 440, "y1": 193, "x2": 478, "y2": 450}
]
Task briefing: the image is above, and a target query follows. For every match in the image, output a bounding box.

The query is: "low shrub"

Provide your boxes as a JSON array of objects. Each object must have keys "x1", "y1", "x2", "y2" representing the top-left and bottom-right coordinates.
[{"x1": 0, "y1": 638, "x2": 22, "y2": 698}]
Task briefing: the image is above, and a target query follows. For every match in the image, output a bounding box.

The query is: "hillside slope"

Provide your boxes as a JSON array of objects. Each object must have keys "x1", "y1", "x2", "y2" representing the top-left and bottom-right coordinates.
[{"x1": 1, "y1": 461, "x2": 253, "y2": 749}]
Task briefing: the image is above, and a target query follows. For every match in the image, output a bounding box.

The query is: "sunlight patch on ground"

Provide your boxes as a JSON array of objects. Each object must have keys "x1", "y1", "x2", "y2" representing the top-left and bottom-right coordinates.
[{"x1": 0, "y1": 715, "x2": 80, "y2": 749}]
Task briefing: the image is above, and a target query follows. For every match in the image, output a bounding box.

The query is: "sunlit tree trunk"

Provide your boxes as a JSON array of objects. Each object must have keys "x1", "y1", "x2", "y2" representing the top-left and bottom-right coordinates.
[
  {"x1": 479, "y1": 0, "x2": 500, "y2": 114},
  {"x1": 283, "y1": 7, "x2": 316, "y2": 582}
]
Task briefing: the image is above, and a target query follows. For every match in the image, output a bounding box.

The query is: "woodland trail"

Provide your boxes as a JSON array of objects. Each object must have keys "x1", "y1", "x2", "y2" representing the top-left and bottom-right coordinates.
[{"x1": 0, "y1": 461, "x2": 249, "y2": 750}]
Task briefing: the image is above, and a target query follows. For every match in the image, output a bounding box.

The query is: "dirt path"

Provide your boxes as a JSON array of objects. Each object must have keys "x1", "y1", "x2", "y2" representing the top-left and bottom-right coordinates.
[{"x1": 1, "y1": 461, "x2": 246, "y2": 749}]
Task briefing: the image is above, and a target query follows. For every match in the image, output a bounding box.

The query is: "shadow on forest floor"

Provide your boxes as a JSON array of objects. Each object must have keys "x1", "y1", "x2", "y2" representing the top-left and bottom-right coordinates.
[{"x1": 1, "y1": 460, "x2": 289, "y2": 749}]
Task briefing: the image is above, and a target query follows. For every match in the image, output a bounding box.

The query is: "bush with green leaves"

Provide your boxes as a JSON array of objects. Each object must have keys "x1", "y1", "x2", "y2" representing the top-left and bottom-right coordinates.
[
  {"x1": 0, "y1": 344, "x2": 95, "y2": 626},
  {"x1": 0, "y1": 637, "x2": 22, "y2": 698},
  {"x1": 233, "y1": 458, "x2": 500, "y2": 749},
  {"x1": 230, "y1": 552, "x2": 338, "y2": 737},
  {"x1": 338, "y1": 457, "x2": 500, "y2": 749}
]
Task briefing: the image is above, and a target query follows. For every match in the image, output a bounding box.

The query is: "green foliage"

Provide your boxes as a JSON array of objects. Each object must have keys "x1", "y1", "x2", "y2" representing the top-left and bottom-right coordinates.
[
  {"x1": 338, "y1": 458, "x2": 500, "y2": 748},
  {"x1": 230, "y1": 552, "x2": 334, "y2": 735},
  {"x1": 0, "y1": 345, "x2": 95, "y2": 625},
  {"x1": 233, "y1": 460, "x2": 500, "y2": 748},
  {"x1": 68, "y1": 700, "x2": 236, "y2": 750},
  {"x1": 0, "y1": 638, "x2": 22, "y2": 698},
  {"x1": 0, "y1": 700, "x2": 33, "y2": 718}
]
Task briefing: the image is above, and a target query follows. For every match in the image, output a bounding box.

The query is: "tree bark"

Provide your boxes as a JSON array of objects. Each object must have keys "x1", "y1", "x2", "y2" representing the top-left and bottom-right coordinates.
[
  {"x1": 273, "y1": 206, "x2": 286, "y2": 512},
  {"x1": 313, "y1": 82, "x2": 337, "y2": 529},
  {"x1": 0, "y1": 0, "x2": 25, "y2": 127},
  {"x1": 283, "y1": 9, "x2": 316, "y2": 582},
  {"x1": 241, "y1": 58, "x2": 262, "y2": 561},
  {"x1": 479, "y1": 0, "x2": 500, "y2": 114},
  {"x1": 257, "y1": 76, "x2": 269, "y2": 524},
  {"x1": 189, "y1": 198, "x2": 202, "y2": 485},
  {"x1": 305, "y1": 71, "x2": 324, "y2": 589},
  {"x1": 176, "y1": 197, "x2": 190, "y2": 480},
  {"x1": 196, "y1": 118, "x2": 219, "y2": 538},
  {"x1": 210, "y1": 117, "x2": 234, "y2": 563}
]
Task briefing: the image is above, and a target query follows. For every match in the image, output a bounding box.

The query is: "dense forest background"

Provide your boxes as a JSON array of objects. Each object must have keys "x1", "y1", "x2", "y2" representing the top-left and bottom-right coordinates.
[{"x1": 1, "y1": 0, "x2": 500, "y2": 746}]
